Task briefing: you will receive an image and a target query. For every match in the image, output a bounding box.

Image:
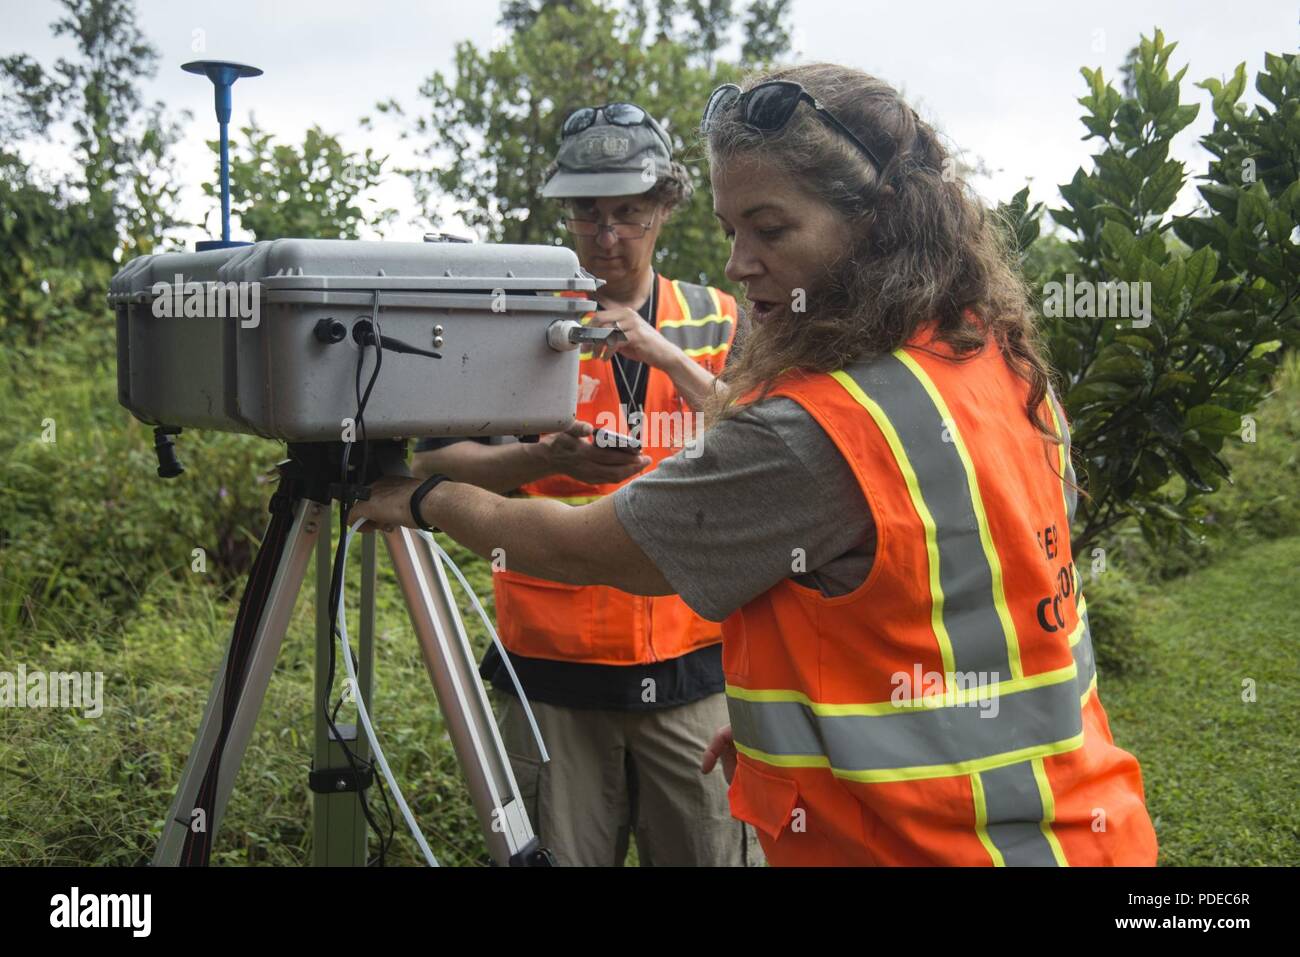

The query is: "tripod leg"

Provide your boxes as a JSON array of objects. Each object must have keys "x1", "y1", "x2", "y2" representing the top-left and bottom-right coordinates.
[
  {"x1": 383, "y1": 528, "x2": 542, "y2": 865},
  {"x1": 153, "y1": 498, "x2": 323, "y2": 866}
]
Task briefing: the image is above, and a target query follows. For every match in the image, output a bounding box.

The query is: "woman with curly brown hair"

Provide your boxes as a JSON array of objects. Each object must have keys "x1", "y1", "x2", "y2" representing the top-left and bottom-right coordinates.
[{"x1": 357, "y1": 63, "x2": 1158, "y2": 866}]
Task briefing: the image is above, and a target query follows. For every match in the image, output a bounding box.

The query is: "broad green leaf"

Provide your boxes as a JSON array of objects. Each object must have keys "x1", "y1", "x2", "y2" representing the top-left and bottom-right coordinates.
[
  {"x1": 1183, "y1": 245, "x2": 1220, "y2": 302},
  {"x1": 1183, "y1": 403, "x2": 1243, "y2": 436},
  {"x1": 1153, "y1": 371, "x2": 1197, "y2": 395},
  {"x1": 1067, "y1": 380, "x2": 1135, "y2": 405}
]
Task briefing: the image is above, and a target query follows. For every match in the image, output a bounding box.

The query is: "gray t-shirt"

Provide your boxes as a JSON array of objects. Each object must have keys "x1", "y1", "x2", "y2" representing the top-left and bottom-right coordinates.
[{"x1": 612, "y1": 397, "x2": 876, "y2": 622}]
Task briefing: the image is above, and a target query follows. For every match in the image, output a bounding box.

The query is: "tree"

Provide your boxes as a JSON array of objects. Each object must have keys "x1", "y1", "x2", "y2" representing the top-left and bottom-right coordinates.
[
  {"x1": 1015, "y1": 32, "x2": 1298, "y2": 553},
  {"x1": 655, "y1": 0, "x2": 679, "y2": 42},
  {"x1": 385, "y1": 0, "x2": 790, "y2": 289},
  {"x1": 0, "y1": 152, "x2": 104, "y2": 345},
  {"x1": 0, "y1": 0, "x2": 184, "y2": 343},
  {"x1": 209, "y1": 118, "x2": 394, "y2": 240},
  {"x1": 1175, "y1": 52, "x2": 1298, "y2": 319},
  {"x1": 498, "y1": 0, "x2": 582, "y2": 32},
  {"x1": 0, "y1": 0, "x2": 183, "y2": 263},
  {"x1": 1117, "y1": 44, "x2": 1141, "y2": 99},
  {"x1": 740, "y1": 0, "x2": 793, "y2": 64},
  {"x1": 684, "y1": 0, "x2": 734, "y2": 69}
]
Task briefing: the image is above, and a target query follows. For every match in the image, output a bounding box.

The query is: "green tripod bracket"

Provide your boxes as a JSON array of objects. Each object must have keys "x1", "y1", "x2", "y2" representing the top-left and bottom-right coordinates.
[{"x1": 310, "y1": 524, "x2": 377, "y2": 866}]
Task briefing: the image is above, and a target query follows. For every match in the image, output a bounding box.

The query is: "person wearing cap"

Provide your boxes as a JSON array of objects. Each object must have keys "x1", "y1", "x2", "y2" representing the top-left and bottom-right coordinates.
[{"x1": 411, "y1": 102, "x2": 752, "y2": 867}]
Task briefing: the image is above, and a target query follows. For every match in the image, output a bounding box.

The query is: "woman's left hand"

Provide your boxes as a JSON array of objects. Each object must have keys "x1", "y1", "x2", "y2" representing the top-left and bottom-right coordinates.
[
  {"x1": 588, "y1": 298, "x2": 675, "y2": 367},
  {"x1": 348, "y1": 475, "x2": 427, "y2": 531}
]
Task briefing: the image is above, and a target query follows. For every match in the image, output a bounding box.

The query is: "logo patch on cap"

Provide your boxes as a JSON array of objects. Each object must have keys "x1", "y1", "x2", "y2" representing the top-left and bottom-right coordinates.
[{"x1": 573, "y1": 132, "x2": 633, "y2": 164}]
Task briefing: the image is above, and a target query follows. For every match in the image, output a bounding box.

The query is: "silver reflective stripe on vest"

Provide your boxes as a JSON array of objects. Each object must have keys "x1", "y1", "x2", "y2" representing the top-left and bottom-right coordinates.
[
  {"x1": 979, "y1": 616, "x2": 1095, "y2": 866},
  {"x1": 1073, "y1": 616, "x2": 1095, "y2": 695},
  {"x1": 729, "y1": 680, "x2": 1080, "y2": 778},
  {"x1": 850, "y1": 354, "x2": 1016, "y2": 679},
  {"x1": 660, "y1": 320, "x2": 731, "y2": 354},
  {"x1": 727, "y1": 616, "x2": 1096, "y2": 779},
  {"x1": 978, "y1": 761, "x2": 1058, "y2": 865}
]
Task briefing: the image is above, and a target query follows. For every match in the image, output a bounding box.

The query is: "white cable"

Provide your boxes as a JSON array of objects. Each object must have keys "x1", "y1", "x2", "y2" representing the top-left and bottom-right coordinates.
[
  {"x1": 338, "y1": 519, "x2": 439, "y2": 867},
  {"x1": 419, "y1": 531, "x2": 550, "y2": 763}
]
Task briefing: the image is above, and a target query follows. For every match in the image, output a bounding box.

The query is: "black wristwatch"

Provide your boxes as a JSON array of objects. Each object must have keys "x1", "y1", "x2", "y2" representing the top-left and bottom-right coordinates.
[{"x1": 410, "y1": 473, "x2": 451, "y2": 531}]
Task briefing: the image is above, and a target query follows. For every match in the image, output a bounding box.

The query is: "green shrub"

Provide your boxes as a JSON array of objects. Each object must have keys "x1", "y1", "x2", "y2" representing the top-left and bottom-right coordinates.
[
  {"x1": 1095, "y1": 350, "x2": 1300, "y2": 582},
  {"x1": 1080, "y1": 562, "x2": 1149, "y2": 676},
  {"x1": 1201, "y1": 349, "x2": 1300, "y2": 542},
  {"x1": 1, "y1": 325, "x2": 276, "y2": 635}
]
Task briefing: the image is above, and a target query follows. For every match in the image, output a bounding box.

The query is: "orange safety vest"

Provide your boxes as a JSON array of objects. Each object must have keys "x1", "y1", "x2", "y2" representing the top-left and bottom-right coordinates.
[
  {"x1": 493, "y1": 274, "x2": 740, "y2": 665},
  {"x1": 724, "y1": 321, "x2": 1158, "y2": 866}
]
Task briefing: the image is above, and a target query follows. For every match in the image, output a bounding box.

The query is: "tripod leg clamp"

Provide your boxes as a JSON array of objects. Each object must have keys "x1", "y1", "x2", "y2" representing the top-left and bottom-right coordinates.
[
  {"x1": 309, "y1": 764, "x2": 375, "y2": 794},
  {"x1": 507, "y1": 837, "x2": 555, "y2": 867}
]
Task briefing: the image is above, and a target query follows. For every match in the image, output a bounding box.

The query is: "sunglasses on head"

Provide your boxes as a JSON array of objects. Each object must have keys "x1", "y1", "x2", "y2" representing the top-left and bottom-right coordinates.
[
  {"x1": 561, "y1": 102, "x2": 672, "y2": 152},
  {"x1": 701, "y1": 80, "x2": 890, "y2": 172}
]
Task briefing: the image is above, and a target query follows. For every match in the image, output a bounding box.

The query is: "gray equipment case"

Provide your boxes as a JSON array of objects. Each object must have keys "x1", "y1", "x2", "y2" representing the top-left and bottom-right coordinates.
[{"x1": 110, "y1": 239, "x2": 599, "y2": 442}]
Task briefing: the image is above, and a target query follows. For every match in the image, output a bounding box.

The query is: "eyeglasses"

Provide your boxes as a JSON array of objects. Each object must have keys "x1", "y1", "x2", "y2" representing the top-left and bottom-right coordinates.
[
  {"x1": 700, "y1": 80, "x2": 889, "y2": 172},
  {"x1": 563, "y1": 213, "x2": 657, "y2": 240},
  {"x1": 561, "y1": 102, "x2": 672, "y2": 152}
]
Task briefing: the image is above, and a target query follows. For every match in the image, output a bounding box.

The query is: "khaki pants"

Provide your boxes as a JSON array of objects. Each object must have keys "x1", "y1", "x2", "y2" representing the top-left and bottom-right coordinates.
[{"x1": 498, "y1": 692, "x2": 762, "y2": 867}]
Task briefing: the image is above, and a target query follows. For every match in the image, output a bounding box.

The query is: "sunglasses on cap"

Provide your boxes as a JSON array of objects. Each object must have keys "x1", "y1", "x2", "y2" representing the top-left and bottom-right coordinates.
[
  {"x1": 561, "y1": 102, "x2": 672, "y2": 152},
  {"x1": 701, "y1": 80, "x2": 890, "y2": 172}
]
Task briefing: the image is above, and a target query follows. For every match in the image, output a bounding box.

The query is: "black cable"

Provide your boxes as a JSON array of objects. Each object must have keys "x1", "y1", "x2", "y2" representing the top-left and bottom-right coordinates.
[
  {"x1": 372, "y1": 333, "x2": 441, "y2": 360},
  {"x1": 351, "y1": 319, "x2": 399, "y2": 863},
  {"x1": 353, "y1": 316, "x2": 399, "y2": 860},
  {"x1": 319, "y1": 316, "x2": 393, "y2": 864}
]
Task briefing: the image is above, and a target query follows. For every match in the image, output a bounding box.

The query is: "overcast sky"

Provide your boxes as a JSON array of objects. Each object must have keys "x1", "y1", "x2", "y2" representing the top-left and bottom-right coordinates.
[{"x1": 5, "y1": 0, "x2": 1297, "y2": 246}]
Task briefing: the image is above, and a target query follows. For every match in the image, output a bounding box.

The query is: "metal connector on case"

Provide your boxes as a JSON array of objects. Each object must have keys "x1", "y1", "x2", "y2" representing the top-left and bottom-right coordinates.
[{"x1": 546, "y1": 319, "x2": 626, "y2": 352}]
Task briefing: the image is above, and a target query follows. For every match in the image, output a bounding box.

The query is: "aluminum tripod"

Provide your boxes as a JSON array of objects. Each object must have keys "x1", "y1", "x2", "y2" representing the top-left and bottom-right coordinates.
[{"x1": 152, "y1": 441, "x2": 550, "y2": 866}]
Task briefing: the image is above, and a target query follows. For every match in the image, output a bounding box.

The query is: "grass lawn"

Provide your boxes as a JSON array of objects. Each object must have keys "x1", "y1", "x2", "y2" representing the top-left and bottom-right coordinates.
[{"x1": 1099, "y1": 534, "x2": 1300, "y2": 866}]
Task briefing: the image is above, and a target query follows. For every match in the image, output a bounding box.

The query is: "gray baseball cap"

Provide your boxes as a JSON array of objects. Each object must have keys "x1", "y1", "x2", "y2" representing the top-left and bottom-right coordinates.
[{"x1": 542, "y1": 105, "x2": 673, "y2": 199}]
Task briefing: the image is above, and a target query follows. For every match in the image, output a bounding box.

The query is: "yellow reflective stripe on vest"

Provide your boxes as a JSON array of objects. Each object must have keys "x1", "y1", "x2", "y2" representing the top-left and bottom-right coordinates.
[
  {"x1": 1030, "y1": 758, "x2": 1071, "y2": 865},
  {"x1": 970, "y1": 771, "x2": 1002, "y2": 863},
  {"x1": 728, "y1": 654, "x2": 1082, "y2": 714},
  {"x1": 1043, "y1": 390, "x2": 1073, "y2": 522},
  {"x1": 660, "y1": 315, "x2": 728, "y2": 328},
  {"x1": 681, "y1": 343, "x2": 729, "y2": 358}
]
